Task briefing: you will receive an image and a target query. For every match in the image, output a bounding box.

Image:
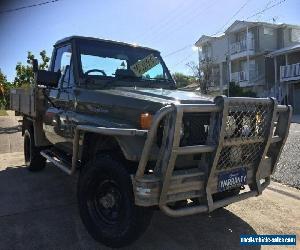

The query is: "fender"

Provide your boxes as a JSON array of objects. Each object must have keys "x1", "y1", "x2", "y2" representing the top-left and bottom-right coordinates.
[{"x1": 72, "y1": 125, "x2": 148, "y2": 174}]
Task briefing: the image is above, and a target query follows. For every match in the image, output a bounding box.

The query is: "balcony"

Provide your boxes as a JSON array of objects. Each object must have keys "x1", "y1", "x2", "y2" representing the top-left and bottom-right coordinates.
[
  {"x1": 280, "y1": 63, "x2": 300, "y2": 82},
  {"x1": 207, "y1": 74, "x2": 220, "y2": 90},
  {"x1": 231, "y1": 71, "x2": 247, "y2": 82},
  {"x1": 230, "y1": 38, "x2": 255, "y2": 60},
  {"x1": 200, "y1": 53, "x2": 212, "y2": 62},
  {"x1": 231, "y1": 69, "x2": 261, "y2": 87}
]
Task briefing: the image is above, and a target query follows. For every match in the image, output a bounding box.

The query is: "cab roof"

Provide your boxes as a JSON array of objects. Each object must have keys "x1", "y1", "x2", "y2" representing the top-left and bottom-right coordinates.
[{"x1": 54, "y1": 36, "x2": 158, "y2": 52}]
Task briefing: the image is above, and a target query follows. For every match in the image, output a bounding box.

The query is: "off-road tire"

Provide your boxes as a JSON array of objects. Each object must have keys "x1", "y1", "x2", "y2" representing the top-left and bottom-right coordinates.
[
  {"x1": 24, "y1": 129, "x2": 46, "y2": 171},
  {"x1": 77, "y1": 155, "x2": 153, "y2": 248}
]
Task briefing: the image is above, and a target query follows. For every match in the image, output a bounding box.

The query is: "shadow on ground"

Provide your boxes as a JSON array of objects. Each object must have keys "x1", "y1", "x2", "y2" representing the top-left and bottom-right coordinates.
[
  {"x1": 0, "y1": 163, "x2": 259, "y2": 250},
  {"x1": 0, "y1": 125, "x2": 21, "y2": 134},
  {"x1": 292, "y1": 115, "x2": 300, "y2": 124}
]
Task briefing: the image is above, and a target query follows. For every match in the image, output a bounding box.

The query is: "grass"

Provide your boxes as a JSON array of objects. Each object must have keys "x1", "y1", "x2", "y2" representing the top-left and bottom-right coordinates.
[{"x1": 0, "y1": 110, "x2": 8, "y2": 116}]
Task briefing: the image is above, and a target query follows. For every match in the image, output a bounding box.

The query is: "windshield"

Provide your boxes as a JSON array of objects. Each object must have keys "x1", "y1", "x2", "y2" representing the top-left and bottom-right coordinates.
[{"x1": 77, "y1": 40, "x2": 173, "y2": 86}]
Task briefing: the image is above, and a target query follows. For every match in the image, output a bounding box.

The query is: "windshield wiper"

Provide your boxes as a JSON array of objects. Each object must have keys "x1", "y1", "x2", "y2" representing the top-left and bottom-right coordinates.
[
  {"x1": 84, "y1": 75, "x2": 174, "y2": 89},
  {"x1": 148, "y1": 77, "x2": 173, "y2": 82}
]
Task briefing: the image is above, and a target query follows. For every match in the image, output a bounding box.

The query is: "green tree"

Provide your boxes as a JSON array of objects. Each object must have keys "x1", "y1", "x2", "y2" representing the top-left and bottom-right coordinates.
[
  {"x1": 172, "y1": 72, "x2": 195, "y2": 88},
  {"x1": 14, "y1": 50, "x2": 50, "y2": 87},
  {"x1": 0, "y1": 50, "x2": 50, "y2": 109},
  {"x1": 186, "y1": 59, "x2": 214, "y2": 94},
  {"x1": 0, "y1": 69, "x2": 10, "y2": 109}
]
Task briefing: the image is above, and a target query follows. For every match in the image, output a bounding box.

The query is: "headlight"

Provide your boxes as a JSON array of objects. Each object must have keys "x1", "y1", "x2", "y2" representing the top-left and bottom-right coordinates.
[
  {"x1": 225, "y1": 116, "x2": 236, "y2": 137},
  {"x1": 256, "y1": 113, "x2": 262, "y2": 124},
  {"x1": 255, "y1": 113, "x2": 263, "y2": 134},
  {"x1": 180, "y1": 122, "x2": 185, "y2": 139},
  {"x1": 242, "y1": 117, "x2": 251, "y2": 136}
]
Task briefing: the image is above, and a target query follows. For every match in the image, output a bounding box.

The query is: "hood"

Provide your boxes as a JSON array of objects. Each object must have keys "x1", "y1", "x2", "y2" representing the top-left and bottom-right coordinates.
[
  {"x1": 103, "y1": 87, "x2": 214, "y2": 104},
  {"x1": 75, "y1": 86, "x2": 215, "y2": 128}
]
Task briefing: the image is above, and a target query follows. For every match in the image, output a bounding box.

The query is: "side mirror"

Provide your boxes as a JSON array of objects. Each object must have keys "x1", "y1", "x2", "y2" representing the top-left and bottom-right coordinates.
[{"x1": 36, "y1": 70, "x2": 61, "y2": 88}]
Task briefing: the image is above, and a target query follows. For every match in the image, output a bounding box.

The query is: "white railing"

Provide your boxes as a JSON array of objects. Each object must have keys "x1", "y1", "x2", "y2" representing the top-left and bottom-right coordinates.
[
  {"x1": 230, "y1": 72, "x2": 239, "y2": 82},
  {"x1": 230, "y1": 38, "x2": 254, "y2": 55},
  {"x1": 231, "y1": 71, "x2": 247, "y2": 82},
  {"x1": 280, "y1": 63, "x2": 300, "y2": 82},
  {"x1": 231, "y1": 69, "x2": 259, "y2": 85}
]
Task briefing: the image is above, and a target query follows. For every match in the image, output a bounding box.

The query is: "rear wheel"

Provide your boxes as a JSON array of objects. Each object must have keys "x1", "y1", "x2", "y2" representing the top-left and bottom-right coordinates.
[
  {"x1": 24, "y1": 128, "x2": 46, "y2": 171},
  {"x1": 77, "y1": 155, "x2": 153, "y2": 248}
]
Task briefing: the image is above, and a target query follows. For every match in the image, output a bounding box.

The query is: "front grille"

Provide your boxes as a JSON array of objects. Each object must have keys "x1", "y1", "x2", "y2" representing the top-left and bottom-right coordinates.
[
  {"x1": 156, "y1": 100, "x2": 273, "y2": 171},
  {"x1": 224, "y1": 101, "x2": 273, "y2": 140},
  {"x1": 217, "y1": 101, "x2": 273, "y2": 171}
]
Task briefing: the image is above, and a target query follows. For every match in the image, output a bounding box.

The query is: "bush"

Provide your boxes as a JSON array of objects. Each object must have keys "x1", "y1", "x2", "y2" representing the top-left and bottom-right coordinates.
[
  {"x1": 172, "y1": 72, "x2": 196, "y2": 88},
  {"x1": 0, "y1": 69, "x2": 10, "y2": 109},
  {"x1": 225, "y1": 82, "x2": 257, "y2": 97}
]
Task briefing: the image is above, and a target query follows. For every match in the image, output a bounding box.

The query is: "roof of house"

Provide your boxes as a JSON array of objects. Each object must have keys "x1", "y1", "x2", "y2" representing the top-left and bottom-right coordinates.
[
  {"x1": 225, "y1": 20, "x2": 300, "y2": 34},
  {"x1": 195, "y1": 19, "x2": 300, "y2": 50},
  {"x1": 225, "y1": 20, "x2": 276, "y2": 33},
  {"x1": 268, "y1": 43, "x2": 300, "y2": 57},
  {"x1": 195, "y1": 34, "x2": 225, "y2": 47}
]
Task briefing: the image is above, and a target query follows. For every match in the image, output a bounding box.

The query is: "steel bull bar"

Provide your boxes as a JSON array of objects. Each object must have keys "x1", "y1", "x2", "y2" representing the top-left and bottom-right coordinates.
[
  {"x1": 134, "y1": 96, "x2": 292, "y2": 217},
  {"x1": 70, "y1": 96, "x2": 291, "y2": 217}
]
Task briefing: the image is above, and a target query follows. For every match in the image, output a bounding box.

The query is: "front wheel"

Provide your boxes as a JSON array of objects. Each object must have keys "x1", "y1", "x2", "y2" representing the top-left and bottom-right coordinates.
[
  {"x1": 24, "y1": 128, "x2": 46, "y2": 171},
  {"x1": 77, "y1": 155, "x2": 153, "y2": 248}
]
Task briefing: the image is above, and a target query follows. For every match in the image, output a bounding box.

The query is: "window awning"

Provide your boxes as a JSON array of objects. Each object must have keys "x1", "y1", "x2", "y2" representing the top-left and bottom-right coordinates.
[{"x1": 268, "y1": 44, "x2": 300, "y2": 57}]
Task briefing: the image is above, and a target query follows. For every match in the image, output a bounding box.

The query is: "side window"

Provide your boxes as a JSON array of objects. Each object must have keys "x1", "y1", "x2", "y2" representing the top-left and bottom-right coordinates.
[
  {"x1": 68, "y1": 62, "x2": 75, "y2": 87},
  {"x1": 53, "y1": 45, "x2": 72, "y2": 88},
  {"x1": 61, "y1": 62, "x2": 75, "y2": 88}
]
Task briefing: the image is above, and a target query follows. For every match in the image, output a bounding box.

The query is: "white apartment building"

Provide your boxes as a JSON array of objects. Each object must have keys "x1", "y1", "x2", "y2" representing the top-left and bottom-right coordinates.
[{"x1": 195, "y1": 20, "x2": 300, "y2": 112}]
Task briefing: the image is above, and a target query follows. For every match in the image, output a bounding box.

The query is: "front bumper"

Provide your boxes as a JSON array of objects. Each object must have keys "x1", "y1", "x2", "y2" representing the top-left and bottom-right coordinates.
[{"x1": 133, "y1": 96, "x2": 292, "y2": 217}]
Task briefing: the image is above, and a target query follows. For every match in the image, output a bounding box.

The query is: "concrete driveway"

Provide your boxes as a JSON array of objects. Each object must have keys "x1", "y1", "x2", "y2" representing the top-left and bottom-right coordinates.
[
  {"x1": 0, "y1": 114, "x2": 22, "y2": 154},
  {"x1": 0, "y1": 152, "x2": 299, "y2": 250}
]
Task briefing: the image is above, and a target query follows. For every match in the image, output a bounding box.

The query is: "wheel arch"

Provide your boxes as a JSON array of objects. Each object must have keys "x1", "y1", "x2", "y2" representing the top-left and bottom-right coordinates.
[
  {"x1": 79, "y1": 128, "x2": 161, "y2": 171},
  {"x1": 22, "y1": 116, "x2": 33, "y2": 135},
  {"x1": 80, "y1": 132, "x2": 145, "y2": 166},
  {"x1": 22, "y1": 116, "x2": 50, "y2": 147}
]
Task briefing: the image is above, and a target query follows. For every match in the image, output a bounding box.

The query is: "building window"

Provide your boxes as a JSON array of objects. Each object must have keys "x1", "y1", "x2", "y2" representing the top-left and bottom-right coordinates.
[
  {"x1": 264, "y1": 27, "x2": 274, "y2": 35},
  {"x1": 202, "y1": 45, "x2": 212, "y2": 59},
  {"x1": 290, "y1": 29, "x2": 300, "y2": 42}
]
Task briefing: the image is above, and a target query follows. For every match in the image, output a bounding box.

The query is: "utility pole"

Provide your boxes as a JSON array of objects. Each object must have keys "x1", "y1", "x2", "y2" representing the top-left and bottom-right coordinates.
[
  {"x1": 246, "y1": 26, "x2": 250, "y2": 85},
  {"x1": 198, "y1": 47, "x2": 202, "y2": 90},
  {"x1": 227, "y1": 34, "x2": 231, "y2": 97}
]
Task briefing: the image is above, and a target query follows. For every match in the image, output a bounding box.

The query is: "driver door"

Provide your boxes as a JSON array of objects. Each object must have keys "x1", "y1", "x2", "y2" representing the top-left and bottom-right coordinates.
[{"x1": 43, "y1": 44, "x2": 73, "y2": 152}]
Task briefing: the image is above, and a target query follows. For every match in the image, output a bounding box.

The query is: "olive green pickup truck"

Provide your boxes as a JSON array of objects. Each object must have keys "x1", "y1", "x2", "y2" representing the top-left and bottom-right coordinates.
[{"x1": 10, "y1": 36, "x2": 292, "y2": 248}]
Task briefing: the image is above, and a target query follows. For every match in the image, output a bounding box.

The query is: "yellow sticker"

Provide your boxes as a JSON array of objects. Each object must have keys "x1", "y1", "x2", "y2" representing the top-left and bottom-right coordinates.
[{"x1": 130, "y1": 54, "x2": 159, "y2": 77}]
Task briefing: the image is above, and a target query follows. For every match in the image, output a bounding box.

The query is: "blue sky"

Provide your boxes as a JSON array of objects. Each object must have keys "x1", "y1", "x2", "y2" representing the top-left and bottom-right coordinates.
[{"x1": 0, "y1": 0, "x2": 299, "y2": 82}]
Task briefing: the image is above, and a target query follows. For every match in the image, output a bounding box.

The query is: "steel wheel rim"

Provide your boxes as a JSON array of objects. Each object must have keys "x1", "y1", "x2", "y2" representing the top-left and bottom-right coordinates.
[{"x1": 87, "y1": 179, "x2": 124, "y2": 225}]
